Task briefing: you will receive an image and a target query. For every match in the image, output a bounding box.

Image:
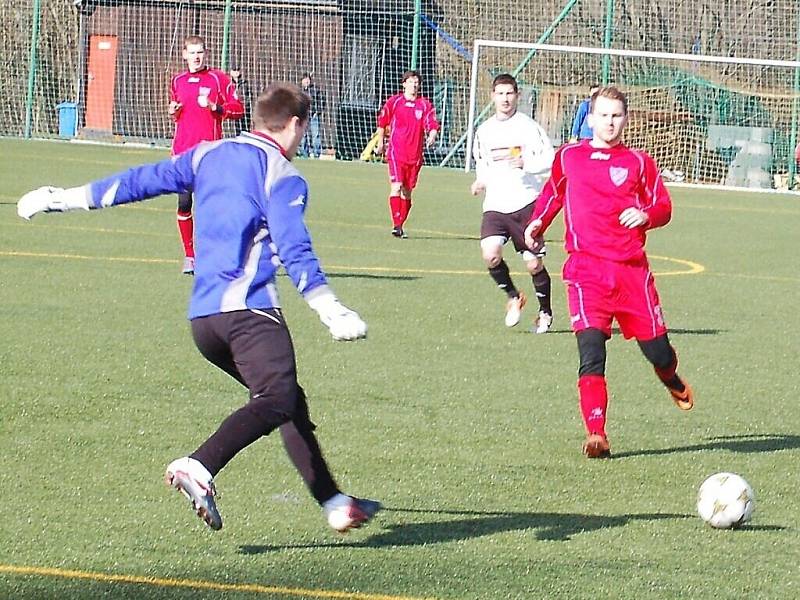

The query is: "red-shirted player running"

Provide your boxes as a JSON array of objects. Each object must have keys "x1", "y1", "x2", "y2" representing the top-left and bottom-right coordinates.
[
  {"x1": 524, "y1": 86, "x2": 694, "y2": 459},
  {"x1": 169, "y1": 35, "x2": 244, "y2": 274},
  {"x1": 374, "y1": 70, "x2": 440, "y2": 239}
]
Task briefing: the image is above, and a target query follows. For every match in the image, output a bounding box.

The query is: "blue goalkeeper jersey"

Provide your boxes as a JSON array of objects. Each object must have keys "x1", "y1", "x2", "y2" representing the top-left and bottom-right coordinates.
[
  {"x1": 87, "y1": 131, "x2": 330, "y2": 319},
  {"x1": 571, "y1": 99, "x2": 593, "y2": 140}
]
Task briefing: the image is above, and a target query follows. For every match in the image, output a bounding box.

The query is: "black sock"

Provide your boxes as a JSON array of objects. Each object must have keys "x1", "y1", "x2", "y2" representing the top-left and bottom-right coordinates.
[
  {"x1": 488, "y1": 260, "x2": 518, "y2": 297},
  {"x1": 280, "y1": 421, "x2": 340, "y2": 505},
  {"x1": 532, "y1": 267, "x2": 552, "y2": 313}
]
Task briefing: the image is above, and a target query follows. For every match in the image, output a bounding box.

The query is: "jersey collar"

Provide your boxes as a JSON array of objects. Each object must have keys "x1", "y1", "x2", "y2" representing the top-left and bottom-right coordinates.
[{"x1": 245, "y1": 131, "x2": 287, "y2": 157}]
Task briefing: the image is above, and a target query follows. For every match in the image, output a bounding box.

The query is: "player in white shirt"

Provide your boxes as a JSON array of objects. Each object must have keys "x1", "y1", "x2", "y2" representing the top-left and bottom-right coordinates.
[{"x1": 470, "y1": 73, "x2": 555, "y2": 332}]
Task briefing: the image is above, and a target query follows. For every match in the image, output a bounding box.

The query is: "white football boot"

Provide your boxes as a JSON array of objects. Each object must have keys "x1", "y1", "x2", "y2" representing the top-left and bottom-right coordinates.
[
  {"x1": 504, "y1": 292, "x2": 527, "y2": 327},
  {"x1": 165, "y1": 457, "x2": 222, "y2": 530},
  {"x1": 534, "y1": 311, "x2": 553, "y2": 334},
  {"x1": 323, "y1": 493, "x2": 382, "y2": 533}
]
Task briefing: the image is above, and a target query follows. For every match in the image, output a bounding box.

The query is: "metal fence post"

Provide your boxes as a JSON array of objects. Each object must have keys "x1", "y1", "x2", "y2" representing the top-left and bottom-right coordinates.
[{"x1": 24, "y1": 0, "x2": 42, "y2": 138}]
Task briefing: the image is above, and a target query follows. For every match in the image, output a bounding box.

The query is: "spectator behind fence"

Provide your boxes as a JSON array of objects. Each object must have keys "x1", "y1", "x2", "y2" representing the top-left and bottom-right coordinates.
[{"x1": 298, "y1": 72, "x2": 326, "y2": 158}]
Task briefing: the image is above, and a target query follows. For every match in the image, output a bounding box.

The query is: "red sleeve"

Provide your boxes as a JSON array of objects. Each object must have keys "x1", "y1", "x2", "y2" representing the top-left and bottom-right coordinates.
[
  {"x1": 377, "y1": 96, "x2": 395, "y2": 129},
  {"x1": 529, "y1": 148, "x2": 566, "y2": 234},
  {"x1": 639, "y1": 152, "x2": 672, "y2": 229},
  {"x1": 214, "y1": 70, "x2": 244, "y2": 121},
  {"x1": 169, "y1": 75, "x2": 180, "y2": 122},
  {"x1": 424, "y1": 98, "x2": 439, "y2": 132}
]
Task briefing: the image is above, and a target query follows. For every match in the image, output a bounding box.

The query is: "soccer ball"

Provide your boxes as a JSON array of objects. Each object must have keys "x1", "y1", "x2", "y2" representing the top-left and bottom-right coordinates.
[{"x1": 696, "y1": 472, "x2": 754, "y2": 529}]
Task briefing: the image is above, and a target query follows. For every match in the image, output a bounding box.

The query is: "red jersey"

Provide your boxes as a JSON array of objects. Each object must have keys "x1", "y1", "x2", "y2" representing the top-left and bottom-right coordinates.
[
  {"x1": 377, "y1": 93, "x2": 439, "y2": 164},
  {"x1": 531, "y1": 140, "x2": 672, "y2": 263},
  {"x1": 170, "y1": 67, "x2": 244, "y2": 155}
]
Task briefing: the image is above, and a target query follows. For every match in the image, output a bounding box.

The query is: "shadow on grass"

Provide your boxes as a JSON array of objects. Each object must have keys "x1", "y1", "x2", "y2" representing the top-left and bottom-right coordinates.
[
  {"x1": 325, "y1": 272, "x2": 421, "y2": 281},
  {"x1": 239, "y1": 509, "x2": 690, "y2": 553},
  {"x1": 613, "y1": 433, "x2": 800, "y2": 459},
  {"x1": 521, "y1": 327, "x2": 573, "y2": 335},
  {"x1": 516, "y1": 326, "x2": 723, "y2": 336},
  {"x1": 401, "y1": 234, "x2": 479, "y2": 242},
  {"x1": 606, "y1": 327, "x2": 723, "y2": 336},
  {"x1": 668, "y1": 328, "x2": 724, "y2": 335}
]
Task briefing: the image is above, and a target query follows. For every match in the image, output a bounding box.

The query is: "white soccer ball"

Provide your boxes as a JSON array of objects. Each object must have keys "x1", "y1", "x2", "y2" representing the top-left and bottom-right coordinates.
[{"x1": 696, "y1": 472, "x2": 755, "y2": 529}]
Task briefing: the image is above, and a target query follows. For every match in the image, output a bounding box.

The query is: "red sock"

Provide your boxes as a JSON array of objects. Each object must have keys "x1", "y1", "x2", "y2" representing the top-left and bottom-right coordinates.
[
  {"x1": 399, "y1": 197, "x2": 412, "y2": 226},
  {"x1": 578, "y1": 375, "x2": 608, "y2": 436},
  {"x1": 389, "y1": 196, "x2": 402, "y2": 227},
  {"x1": 177, "y1": 210, "x2": 194, "y2": 258}
]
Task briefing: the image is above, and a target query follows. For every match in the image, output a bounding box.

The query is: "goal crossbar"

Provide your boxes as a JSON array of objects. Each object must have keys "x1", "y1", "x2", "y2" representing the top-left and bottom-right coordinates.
[{"x1": 462, "y1": 40, "x2": 800, "y2": 175}]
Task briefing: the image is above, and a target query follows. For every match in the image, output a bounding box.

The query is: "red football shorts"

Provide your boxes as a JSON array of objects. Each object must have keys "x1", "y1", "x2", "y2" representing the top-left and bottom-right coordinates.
[
  {"x1": 562, "y1": 252, "x2": 668, "y2": 341},
  {"x1": 388, "y1": 157, "x2": 422, "y2": 191}
]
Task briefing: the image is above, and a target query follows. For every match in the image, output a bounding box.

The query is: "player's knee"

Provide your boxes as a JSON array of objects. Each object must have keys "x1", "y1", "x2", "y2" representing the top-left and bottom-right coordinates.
[
  {"x1": 577, "y1": 328, "x2": 608, "y2": 376},
  {"x1": 482, "y1": 251, "x2": 502, "y2": 268},
  {"x1": 526, "y1": 257, "x2": 544, "y2": 275},
  {"x1": 246, "y1": 382, "x2": 302, "y2": 428},
  {"x1": 245, "y1": 398, "x2": 290, "y2": 430},
  {"x1": 638, "y1": 334, "x2": 675, "y2": 369},
  {"x1": 480, "y1": 237, "x2": 503, "y2": 267}
]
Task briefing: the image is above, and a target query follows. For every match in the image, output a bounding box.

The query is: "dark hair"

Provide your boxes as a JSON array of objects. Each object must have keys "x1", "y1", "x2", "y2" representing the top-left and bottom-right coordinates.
[
  {"x1": 253, "y1": 82, "x2": 310, "y2": 132},
  {"x1": 301, "y1": 72, "x2": 311, "y2": 80},
  {"x1": 492, "y1": 73, "x2": 518, "y2": 92},
  {"x1": 183, "y1": 35, "x2": 205, "y2": 49},
  {"x1": 590, "y1": 85, "x2": 628, "y2": 114},
  {"x1": 401, "y1": 70, "x2": 421, "y2": 84}
]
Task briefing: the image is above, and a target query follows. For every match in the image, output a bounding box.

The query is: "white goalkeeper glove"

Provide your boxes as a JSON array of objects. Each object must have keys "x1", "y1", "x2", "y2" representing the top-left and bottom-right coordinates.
[
  {"x1": 17, "y1": 185, "x2": 90, "y2": 220},
  {"x1": 307, "y1": 293, "x2": 367, "y2": 341}
]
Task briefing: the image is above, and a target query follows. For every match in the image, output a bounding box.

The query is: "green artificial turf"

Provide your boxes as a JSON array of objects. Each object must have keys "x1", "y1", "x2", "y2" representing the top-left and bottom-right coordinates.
[{"x1": 0, "y1": 138, "x2": 798, "y2": 599}]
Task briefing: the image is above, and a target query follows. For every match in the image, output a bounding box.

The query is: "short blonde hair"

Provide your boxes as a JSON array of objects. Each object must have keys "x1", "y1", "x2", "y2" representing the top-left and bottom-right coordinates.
[
  {"x1": 183, "y1": 35, "x2": 205, "y2": 49},
  {"x1": 590, "y1": 86, "x2": 628, "y2": 114}
]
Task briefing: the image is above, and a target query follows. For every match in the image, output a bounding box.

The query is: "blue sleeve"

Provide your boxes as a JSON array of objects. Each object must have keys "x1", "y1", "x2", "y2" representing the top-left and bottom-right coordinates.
[
  {"x1": 87, "y1": 152, "x2": 195, "y2": 208},
  {"x1": 265, "y1": 175, "x2": 328, "y2": 296},
  {"x1": 571, "y1": 101, "x2": 589, "y2": 137}
]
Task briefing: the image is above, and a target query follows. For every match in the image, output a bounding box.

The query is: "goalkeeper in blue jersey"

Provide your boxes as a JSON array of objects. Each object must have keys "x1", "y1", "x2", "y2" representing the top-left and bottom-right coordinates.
[
  {"x1": 570, "y1": 84, "x2": 600, "y2": 142},
  {"x1": 17, "y1": 82, "x2": 381, "y2": 533}
]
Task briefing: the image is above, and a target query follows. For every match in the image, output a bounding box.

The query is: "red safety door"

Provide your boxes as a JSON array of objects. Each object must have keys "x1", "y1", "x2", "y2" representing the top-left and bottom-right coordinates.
[{"x1": 84, "y1": 35, "x2": 118, "y2": 131}]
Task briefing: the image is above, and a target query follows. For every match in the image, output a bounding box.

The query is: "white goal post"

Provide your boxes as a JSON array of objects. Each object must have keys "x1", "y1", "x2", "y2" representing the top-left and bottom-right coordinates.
[{"x1": 463, "y1": 39, "x2": 800, "y2": 192}]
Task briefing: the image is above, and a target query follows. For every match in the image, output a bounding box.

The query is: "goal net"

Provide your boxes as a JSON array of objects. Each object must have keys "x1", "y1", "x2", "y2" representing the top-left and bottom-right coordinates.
[
  {"x1": 5, "y1": 0, "x2": 800, "y2": 191},
  {"x1": 464, "y1": 40, "x2": 800, "y2": 192}
]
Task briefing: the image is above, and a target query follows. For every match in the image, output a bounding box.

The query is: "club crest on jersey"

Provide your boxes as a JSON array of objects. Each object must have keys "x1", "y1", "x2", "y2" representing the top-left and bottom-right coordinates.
[
  {"x1": 414, "y1": 109, "x2": 423, "y2": 120},
  {"x1": 609, "y1": 166, "x2": 629, "y2": 186}
]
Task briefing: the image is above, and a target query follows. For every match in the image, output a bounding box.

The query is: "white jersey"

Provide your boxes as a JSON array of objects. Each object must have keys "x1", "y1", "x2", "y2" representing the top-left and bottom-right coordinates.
[{"x1": 473, "y1": 111, "x2": 554, "y2": 214}]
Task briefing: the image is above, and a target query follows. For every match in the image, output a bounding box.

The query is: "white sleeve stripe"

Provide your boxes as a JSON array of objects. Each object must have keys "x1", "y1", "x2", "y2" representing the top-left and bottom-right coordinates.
[
  {"x1": 100, "y1": 180, "x2": 121, "y2": 207},
  {"x1": 220, "y1": 234, "x2": 264, "y2": 312}
]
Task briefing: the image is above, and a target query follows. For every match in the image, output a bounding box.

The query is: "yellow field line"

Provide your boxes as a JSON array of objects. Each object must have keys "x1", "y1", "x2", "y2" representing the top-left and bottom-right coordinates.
[
  {"x1": 647, "y1": 255, "x2": 705, "y2": 276},
  {"x1": 1, "y1": 250, "x2": 174, "y2": 265},
  {"x1": 0, "y1": 564, "x2": 435, "y2": 600},
  {"x1": 676, "y1": 202, "x2": 800, "y2": 216},
  {"x1": 0, "y1": 250, "x2": 703, "y2": 277},
  {"x1": 7, "y1": 222, "x2": 171, "y2": 237},
  {"x1": 4, "y1": 249, "x2": 797, "y2": 283}
]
